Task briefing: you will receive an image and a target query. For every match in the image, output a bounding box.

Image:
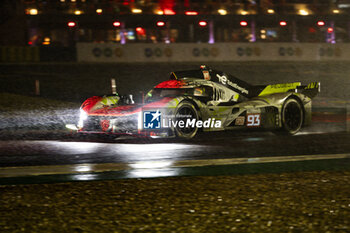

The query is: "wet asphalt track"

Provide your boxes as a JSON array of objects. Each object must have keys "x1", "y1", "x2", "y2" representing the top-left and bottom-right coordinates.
[{"x1": 0, "y1": 98, "x2": 350, "y2": 184}]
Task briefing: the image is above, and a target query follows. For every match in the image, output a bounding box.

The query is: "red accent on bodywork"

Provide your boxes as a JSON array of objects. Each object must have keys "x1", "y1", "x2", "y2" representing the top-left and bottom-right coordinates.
[
  {"x1": 89, "y1": 97, "x2": 174, "y2": 116},
  {"x1": 155, "y1": 80, "x2": 185, "y2": 88},
  {"x1": 91, "y1": 104, "x2": 142, "y2": 116},
  {"x1": 81, "y1": 96, "x2": 103, "y2": 112}
]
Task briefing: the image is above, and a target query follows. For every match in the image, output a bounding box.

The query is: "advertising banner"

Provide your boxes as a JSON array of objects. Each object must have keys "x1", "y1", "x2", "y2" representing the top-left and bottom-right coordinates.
[{"x1": 77, "y1": 43, "x2": 350, "y2": 63}]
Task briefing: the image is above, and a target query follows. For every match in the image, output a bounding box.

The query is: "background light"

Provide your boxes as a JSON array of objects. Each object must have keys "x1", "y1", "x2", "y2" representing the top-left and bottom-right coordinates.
[
  {"x1": 74, "y1": 10, "x2": 82, "y2": 15},
  {"x1": 113, "y1": 21, "x2": 121, "y2": 27},
  {"x1": 317, "y1": 21, "x2": 325, "y2": 26},
  {"x1": 267, "y1": 9, "x2": 275, "y2": 14},
  {"x1": 29, "y1": 9, "x2": 38, "y2": 15},
  {"x1": 280, "y1": 21, "x2": 287, "y2": 26},
  {"x1": 96, "y1": 9, "x2": 102, "y2": 14},
  {"x1": 218, "y1": 9, "x2": 227, "y2": 15},
  {"x1": 199, "y1": 21, "x2": 207, "y2": 27},
  {"x1": 240, "y1": 21, "x2": 248, "y2": 26},
  {"x1": 132, "y1": 8, "x2": 142, "y2": 14},
  {"x1": 333, "y1": 9, "x2": 340, "y2": 14},
  {"x1": 164, "y1": 9, "x2": 175, "y2": 15},
  {"x1": 299, "y1": 9, "x2": 309, "y2": 16},
  {"x1": 327, "y1": 27, "x2": 334, "y2": 33},
  {"x1": 185, "y1": 11, "x2": 198, "y2": 15},
  {"x1": 240, "y1": 10, "x2": 248, "y2": 15},
  {"x1": 156, "y1": 10, "x2": 163, "y2": 15},
  {"x1": 136, "y1": 27, "x2": 146, "y2": 35},
  {"x1": 156, "y1": 21, "x2": 165, "y2": 27},
  {"x1": 67, "y1": 21, "x2": 76, "y2": 27}
]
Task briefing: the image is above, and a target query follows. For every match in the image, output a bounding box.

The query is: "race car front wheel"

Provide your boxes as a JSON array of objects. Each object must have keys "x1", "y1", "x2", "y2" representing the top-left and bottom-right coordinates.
[
  {"x1": 174, "y1": 101, "x2": 199, "y2": 139},
  {"x1": 281, "y1": 97, "x2": 303, "y2": 135}
]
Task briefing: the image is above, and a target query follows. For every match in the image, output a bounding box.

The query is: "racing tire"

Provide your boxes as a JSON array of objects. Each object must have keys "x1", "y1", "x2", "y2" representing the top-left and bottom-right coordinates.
[
  {"x1": 280, "y1": 97, "x2": 303, "y2": 135},
  {"x1": 174, "y1": 101, "x2": 199, "y2": 139}
]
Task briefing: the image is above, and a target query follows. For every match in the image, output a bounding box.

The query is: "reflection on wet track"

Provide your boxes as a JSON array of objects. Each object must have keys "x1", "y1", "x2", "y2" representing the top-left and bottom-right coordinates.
[{"x1": 0, "y1": 99, "x2": 350, "y2": 184}]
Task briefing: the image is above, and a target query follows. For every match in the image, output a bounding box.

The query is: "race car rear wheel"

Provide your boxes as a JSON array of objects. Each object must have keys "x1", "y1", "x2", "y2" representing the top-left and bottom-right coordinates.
[
  {"x1": 281, "y1": 97, "x2": 303, "y2": 135},
  {"x1": 174, "y1": 101, "x2": 199, "y2": 139}
]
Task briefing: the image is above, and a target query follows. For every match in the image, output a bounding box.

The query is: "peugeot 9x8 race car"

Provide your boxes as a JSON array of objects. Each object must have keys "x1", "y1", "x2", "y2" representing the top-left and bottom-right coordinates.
[{"x1": 68, "y1": 65, "x2": 320, "y2": 139}]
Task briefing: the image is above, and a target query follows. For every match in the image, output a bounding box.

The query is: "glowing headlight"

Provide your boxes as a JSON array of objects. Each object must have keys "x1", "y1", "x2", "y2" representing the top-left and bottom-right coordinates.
[
  {"x1": 138, "y1": 111, "x2": 142, "y2": 130},
  {"x1": 78, "y1": 109, "x2": 88, "y2": 128}
]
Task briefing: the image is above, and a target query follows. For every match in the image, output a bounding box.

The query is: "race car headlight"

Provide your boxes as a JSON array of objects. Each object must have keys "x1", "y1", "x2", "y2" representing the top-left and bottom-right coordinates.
[
  {"x1": 138, "y1": 111, "x2": 142, "y2": 130},
  {"x1": 78, "y1": 109, "x2": 88, "y2": 128}
]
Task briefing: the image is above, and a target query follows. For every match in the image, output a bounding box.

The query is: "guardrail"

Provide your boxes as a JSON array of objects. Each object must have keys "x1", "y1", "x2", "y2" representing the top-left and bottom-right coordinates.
[{"x1": 1, "y1": 43, "x2": 349, "y2": 63}]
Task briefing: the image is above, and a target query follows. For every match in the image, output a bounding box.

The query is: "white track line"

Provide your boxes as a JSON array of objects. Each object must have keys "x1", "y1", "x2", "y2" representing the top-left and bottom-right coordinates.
[{"x1": 0, "y1": 153, "x2": 349, "y2": 178}]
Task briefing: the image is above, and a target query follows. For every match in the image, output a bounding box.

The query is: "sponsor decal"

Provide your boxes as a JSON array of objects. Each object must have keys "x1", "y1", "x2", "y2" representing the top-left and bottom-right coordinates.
[
  {"x1": 246, "y1": 114, "x2": 261, "y2": 127},
  {"x1": 235, "y1": 116, "x2": 245, "y2": 126},
  {"x1": 216, "y1": 74, "x2": 249, "y2": 94},
  {"x1": 305, "y1": 82, "x2": 319, "y2": 89},
  {"x1": 203, "y1": 70, "x2": 211, "y2": 80},
  {"x1": 258, "y1": 82, "x2": 301, "y2": 96}
]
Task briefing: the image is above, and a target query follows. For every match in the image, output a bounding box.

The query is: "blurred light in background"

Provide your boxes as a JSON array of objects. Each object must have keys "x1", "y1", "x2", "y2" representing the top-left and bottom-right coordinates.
[
  {"x1": 67, "y1": 21, "x2": 76, "y2": 27},
  {"x1": 280, "y1": 21, "x2": 287, "y2": 26},
  {"x1": 218, "y1": 9, "x2": 227, "y2": 15},
  {"x1": 96, "y1": 9, "x2": 102, "y2": 14},
  {"x1": 327, "y1": 27, "x2": 334, "y2": 33},
  {"x1": 113, "y1": 21, "x2": 121, "y2": 27},
  {"x1": 240, "y1": 10, "x2": 248, "y2": 15},
  {"x1": 185, "y1": 11, "x2": 198, "y2": 15},
  {"x1": 42, "y1": 37, "x2": 50, "y2": 45},
  {"x1": 132, "y1": 8, "x2": 142, "y2": 14},
  {"x1": 267, "y1": 9, "x2": 275, "y2": 14},
  {"x1": 240, "y1": 21, "x2": 248, "y2": 26},
  {"x1": 74, "y1": 10, "x2": 82, "y2": 15},
  {"x1": 164, "y1": 9, "x2": 176, "y2": 15},
  {"x1": 157, "y1": 21, "x2": 165, "y2": 27},
  {"x1": 27, "y1": 9, "x2": 38, "y2": 15},
  {"x1": 136, "y1": 27, "x2": 146, "y2": 35},
  {"x1": 333, "y1": 9, "x2": 340, "y2": 14},
  {"x1": 298, "y1": 9, "x2": 309, "y2": 16},
  {"x1": 317, "y1": 21, "x2": 325, "y2": 26},
  {"x1": 156, "y1": 10, "x2": 163, "y2": 15},
  {"x1": 199, "y1": 21, "x2": 207, "y2": 27}
]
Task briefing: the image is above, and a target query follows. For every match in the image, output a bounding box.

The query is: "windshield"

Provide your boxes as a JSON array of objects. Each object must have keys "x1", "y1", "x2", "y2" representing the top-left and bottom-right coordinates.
[{"x1": 145, "y1": 88, "x2": 194, "y2": 103}]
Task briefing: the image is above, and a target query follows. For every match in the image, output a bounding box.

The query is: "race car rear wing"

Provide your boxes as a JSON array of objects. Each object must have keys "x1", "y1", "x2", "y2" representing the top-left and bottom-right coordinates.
[
  {"x1": 256, "y1": 82, "x2": 320, "y2": 98},
  {"x1": 296, "y1": 82, "x2": 321, "y2": 98},
  {"x1": 170, "y1": 66, "x2": 320, "y2": 99}
]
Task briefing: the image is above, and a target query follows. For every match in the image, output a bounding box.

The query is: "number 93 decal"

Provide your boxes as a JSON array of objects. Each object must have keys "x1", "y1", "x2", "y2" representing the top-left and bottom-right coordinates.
[{"x1": 246, "y1": 114, "x2": 261, "y2": 127}]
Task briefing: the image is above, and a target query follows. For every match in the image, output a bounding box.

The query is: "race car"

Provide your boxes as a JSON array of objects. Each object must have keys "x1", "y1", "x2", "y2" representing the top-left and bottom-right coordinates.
[{"x1": 67, "y1": 65, "x2": 320, "y2": 139}]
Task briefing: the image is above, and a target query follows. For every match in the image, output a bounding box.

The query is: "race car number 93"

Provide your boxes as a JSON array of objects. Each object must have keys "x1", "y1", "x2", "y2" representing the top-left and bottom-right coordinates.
[{"x1": 246, "y1": 114, "x2": 261, "y2": 127}]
